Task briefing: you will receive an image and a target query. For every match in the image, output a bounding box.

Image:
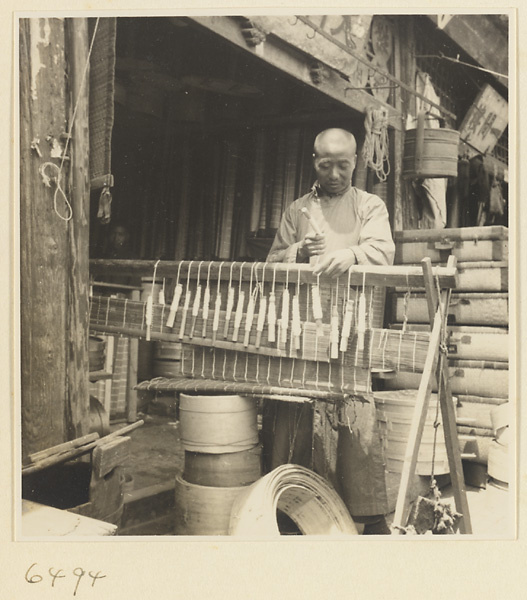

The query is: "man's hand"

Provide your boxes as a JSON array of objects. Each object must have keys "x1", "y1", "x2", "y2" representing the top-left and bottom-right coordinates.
[
  {"x1": 298, "y1": 233, "x2": 326, "y2": 260},
  {"x1": 313, "y1": 248, "x2": 356, "y2": 277}
]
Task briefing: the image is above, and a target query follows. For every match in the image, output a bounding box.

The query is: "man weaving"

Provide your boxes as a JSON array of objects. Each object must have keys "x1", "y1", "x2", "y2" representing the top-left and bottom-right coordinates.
[{"x1": 266, "y1": 128, "x2": 396, "y2": 534}]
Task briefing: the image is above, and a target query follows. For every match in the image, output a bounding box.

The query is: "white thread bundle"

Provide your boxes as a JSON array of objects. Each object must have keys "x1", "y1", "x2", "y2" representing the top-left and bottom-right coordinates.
[
  {"x1": 159, "y1": 279, "x2": 166, "y2": 305},
  {"x1": 232, "y1": 291, "x2": 245, "y2": 342},
  {"x1": 280, "y1": 288, "x2": 290, "y2": 345},
  {"x1": 201, "y1": 286, "x2": 211, "y2": 337},
  {"x1": 243, "y1": 292, "x2": 256, "y2": 347},
  {"x1": 291, "y1": 294, "x2": 301, "y2": 351},
  {"x1": 166, "y1": 283, "x2": 183, "y2": 328},
  {"x1": 311, "y1": 285, "x2": 323, "y2": 327},
  {"x1": 212, "y1": 293, "x2": 222, "y2": 343},
  {"x1": 189, "y1": 284, "x2": 202, "y2": 338},
  {"x1": 145, "y1": 295, "x2": 153, "y2": 341},
  {"x1": 357, "y1": 291, "x2": 366, "y2": 351},
  {"x1": 224, "y1": 287, "x2": 235, "y2": 339},
  {"x1": 340, "y1": 299, "x2": 354, "y2": 352},
  {"x1": 255, "y1": 295, "x2": 267, "y2": 348},
  {"x1": 179, "y1": 290, "x2": 192, "y2": 340},
  {"x1": 267, "y1": 292, "x2": 276, "y2": 343},
  {"x1": 330, "y1": 305, "x2": 339, "y2": 359}
]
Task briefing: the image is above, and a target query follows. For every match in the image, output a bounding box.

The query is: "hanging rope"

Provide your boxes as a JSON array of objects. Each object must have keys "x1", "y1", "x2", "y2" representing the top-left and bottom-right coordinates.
[
  {"x1": 362, "y1": 106, "x2": 390, "y2": 183},
  {"x1": 37, "y1": 18, "x2": 100, "y2": 222}
]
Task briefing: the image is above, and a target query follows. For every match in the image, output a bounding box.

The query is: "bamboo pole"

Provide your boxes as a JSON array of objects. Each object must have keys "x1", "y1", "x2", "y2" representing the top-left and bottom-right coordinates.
[{"x1": 65, "y1": 17, "x2": 91, "y2": 440}]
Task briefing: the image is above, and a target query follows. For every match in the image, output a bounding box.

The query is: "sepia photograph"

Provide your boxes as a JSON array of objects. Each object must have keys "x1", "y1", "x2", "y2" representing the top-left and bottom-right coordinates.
[{"x1": 16, "y1": 12, "x2": 515, "y2": 543}]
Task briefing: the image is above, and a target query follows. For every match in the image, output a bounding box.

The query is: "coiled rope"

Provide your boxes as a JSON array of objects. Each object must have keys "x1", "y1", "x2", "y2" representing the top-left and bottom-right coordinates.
[{"x1": 362, "y1": 107, "x2": 390, "y2": 183}]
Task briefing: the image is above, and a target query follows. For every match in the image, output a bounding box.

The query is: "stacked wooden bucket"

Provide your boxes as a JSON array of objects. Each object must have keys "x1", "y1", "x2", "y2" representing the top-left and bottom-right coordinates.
[
  {"x1": 374, "y1": 390, "x2": 451, "y2": 476},
  {"x1": 388, "y1": 226, "x2": 510, "y2": 483},
  {"x1": 174, "y1": 394, "x2": 262, "y2": 535}
]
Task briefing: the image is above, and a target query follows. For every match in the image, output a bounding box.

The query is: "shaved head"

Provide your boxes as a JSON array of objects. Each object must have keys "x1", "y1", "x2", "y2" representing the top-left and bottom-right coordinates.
[
  {"x1": 312, "y1": 129, "x2": 357, "y2": 195},
  {"x1": 313, "y1": 128, "x2": 357, "y2": 158}
]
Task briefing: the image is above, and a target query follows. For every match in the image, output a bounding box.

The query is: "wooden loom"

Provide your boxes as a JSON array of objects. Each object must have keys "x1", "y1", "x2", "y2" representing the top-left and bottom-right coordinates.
[{"x1": 89, "y1": 257, "x2": 471, "y2": 533}]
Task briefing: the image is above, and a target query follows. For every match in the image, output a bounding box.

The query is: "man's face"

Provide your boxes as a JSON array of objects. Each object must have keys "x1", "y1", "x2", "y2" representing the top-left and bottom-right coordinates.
[{"x1": 313, "y1": 138, "x2": 356, "y2": 195}]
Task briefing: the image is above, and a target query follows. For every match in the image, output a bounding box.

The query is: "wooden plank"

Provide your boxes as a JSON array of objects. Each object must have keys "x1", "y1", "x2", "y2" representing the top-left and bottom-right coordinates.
[
  {"x1": 188, "y1": 16, "x2": 404, "y2": 130},
  {"x1": 92, "y1": 436, "x2": 131, "y2": 478},
  {"x1": 90, "y1": 259, "x2": 458, "y2": 289},
  {"x1": 394, "y1": 225, "x2": 508, "y2": 243},
  {"x1": 20, "y1": 18, "x2": 69, "y2": 459},
  {"x1": 437, "y1": 291, "x2": 472, "y2": 534},
  {"x1": 65, "y1": 17, "x2": 91, "y2": 441},
  {"x1": 392, "y1": 307, "x2": 443, "y2": 531},
  {"x1": 421, "y1": 257, "x2": 439, "y2": 329}
]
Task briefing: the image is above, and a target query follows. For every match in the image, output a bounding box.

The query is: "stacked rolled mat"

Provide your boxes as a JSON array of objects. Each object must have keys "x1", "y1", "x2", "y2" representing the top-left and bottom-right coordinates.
[{"x1": 174, "y1": 394, "x2": 262, "y2": 535}]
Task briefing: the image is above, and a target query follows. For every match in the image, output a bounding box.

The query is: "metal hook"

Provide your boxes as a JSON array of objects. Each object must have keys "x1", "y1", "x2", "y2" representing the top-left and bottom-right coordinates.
[
  {"x1": 306, "y1": 27, "x2": 316, "y2": 39},
  {"x1": 288, "y1": 16, "x2": 299, "y2": 26}
]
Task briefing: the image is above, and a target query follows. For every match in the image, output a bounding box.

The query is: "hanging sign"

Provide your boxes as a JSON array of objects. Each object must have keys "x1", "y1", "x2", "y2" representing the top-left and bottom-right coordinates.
[{"x1": 459, "y1": 84, "x2": 508, "y2": 155}]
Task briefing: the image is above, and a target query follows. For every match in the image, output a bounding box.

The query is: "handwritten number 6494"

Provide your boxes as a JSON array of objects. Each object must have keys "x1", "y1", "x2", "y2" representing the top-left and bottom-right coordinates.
[{"x1": 25, "y1": 563, "x2": 106, "y2": 595}]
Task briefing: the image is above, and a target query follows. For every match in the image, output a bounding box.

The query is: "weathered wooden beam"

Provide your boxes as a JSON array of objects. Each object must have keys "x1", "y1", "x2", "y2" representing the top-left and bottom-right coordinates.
[
  {"x1": 89, "y1": 259, "x2": 458, "y2": 289},
  {"x1": 427, "y1": 15, "x2": 508, "y2": 86},
  {"x1": 20, "y1": 18, "x2": 69, "y2": 459},
  {"x1": 187, "y1": 16, "x2": 403, "y2": 131}
]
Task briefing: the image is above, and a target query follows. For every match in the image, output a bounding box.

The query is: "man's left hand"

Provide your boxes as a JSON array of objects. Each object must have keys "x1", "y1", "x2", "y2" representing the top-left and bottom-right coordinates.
[{"x1": 313, "y1": 249, "x2": 356, "y2": 277}]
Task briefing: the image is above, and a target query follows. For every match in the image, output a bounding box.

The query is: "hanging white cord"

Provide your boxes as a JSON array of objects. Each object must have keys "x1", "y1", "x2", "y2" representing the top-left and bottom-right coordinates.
[
  {"x1": 362, "y1": 106, "x2": 390, "y2": 182},
  {"x1": 39, "y1": 18, "x2": 101, "y2": 222}
]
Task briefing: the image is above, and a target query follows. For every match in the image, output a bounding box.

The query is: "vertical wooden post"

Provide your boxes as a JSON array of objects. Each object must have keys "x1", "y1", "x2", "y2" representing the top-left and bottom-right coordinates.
[
  {"x1": 126, "y1": 290, "x2": 140, "y2": 422},
  {"x1": 391, "y1": 17, "x2": 404, "y2": 232},
  {"x1": 20, "y1": 18, "x2": 69, "y2": 460},
  {"x1": 65, "y1": 18, "x2": 91, "y2": 440}
]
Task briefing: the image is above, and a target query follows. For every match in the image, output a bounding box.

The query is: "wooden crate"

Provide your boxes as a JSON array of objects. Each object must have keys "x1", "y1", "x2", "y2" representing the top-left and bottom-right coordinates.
[
  {"x1": 394, "y1": 226, "x2": 508, "y2": 264},
  {"x1": 390, "y1": 324, "x2": 509, "y2": 362},
  {"x1": 392, "y1": 292, "x2": 509, "y2": 326}
]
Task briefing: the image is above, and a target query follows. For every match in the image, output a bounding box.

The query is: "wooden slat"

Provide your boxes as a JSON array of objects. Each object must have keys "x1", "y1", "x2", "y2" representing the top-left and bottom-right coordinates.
[{"x1": 89, "y1": 259, "x2": 458, "y2": 289}]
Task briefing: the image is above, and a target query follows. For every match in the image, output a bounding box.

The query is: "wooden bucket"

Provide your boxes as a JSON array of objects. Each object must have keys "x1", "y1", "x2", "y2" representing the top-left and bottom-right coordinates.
[
  {"x1": 403, "y1": 112, "x2": 460, "y2": 179},
  {"x1": 488, "y1": 439, "x2": 509, "y2": 483},
  {"x1": 374, "y1": 390, "x2": 450, "y2": 475},
  {"x1": 89, "y1": 336, "x2": 105, "y2": 372},
  {"x1": 152, "y1": 342, "x2": 182, "y2": 378},
  {"x1": 179, "y1": 394, "x2": 258, "y2": 454},
  {"x1": 174, "y1": 475, "x2": 246, "y2": 535},
  {"x1": 183, "y1": 445, "x2": 262, "y2": 487}
]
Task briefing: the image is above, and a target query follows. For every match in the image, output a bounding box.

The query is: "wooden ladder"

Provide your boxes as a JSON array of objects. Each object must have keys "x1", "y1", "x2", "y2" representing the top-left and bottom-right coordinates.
[{"x1": 391, "y1": 256, "x2": 472, "y2": 534}]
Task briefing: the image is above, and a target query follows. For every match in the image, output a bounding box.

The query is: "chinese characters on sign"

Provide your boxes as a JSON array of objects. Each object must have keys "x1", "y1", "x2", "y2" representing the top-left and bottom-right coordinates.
[{"x1": 459, "y1": 84, "x2": 508, "y2": 154}]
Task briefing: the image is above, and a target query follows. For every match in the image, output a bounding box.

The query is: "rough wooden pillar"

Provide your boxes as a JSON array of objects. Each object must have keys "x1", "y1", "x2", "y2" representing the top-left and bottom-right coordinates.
[
  {"x1": 19, "y1": 17, "x2": 90, "y2": 461},
  {"x1": 20, "y1": 18, "x2": 69, "y2": 460}
]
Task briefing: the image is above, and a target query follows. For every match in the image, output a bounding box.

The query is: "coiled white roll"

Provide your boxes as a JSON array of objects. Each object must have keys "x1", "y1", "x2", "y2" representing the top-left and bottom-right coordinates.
[{"x1": 229, "y1": 464, "x2": 358, "y2": 536}]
